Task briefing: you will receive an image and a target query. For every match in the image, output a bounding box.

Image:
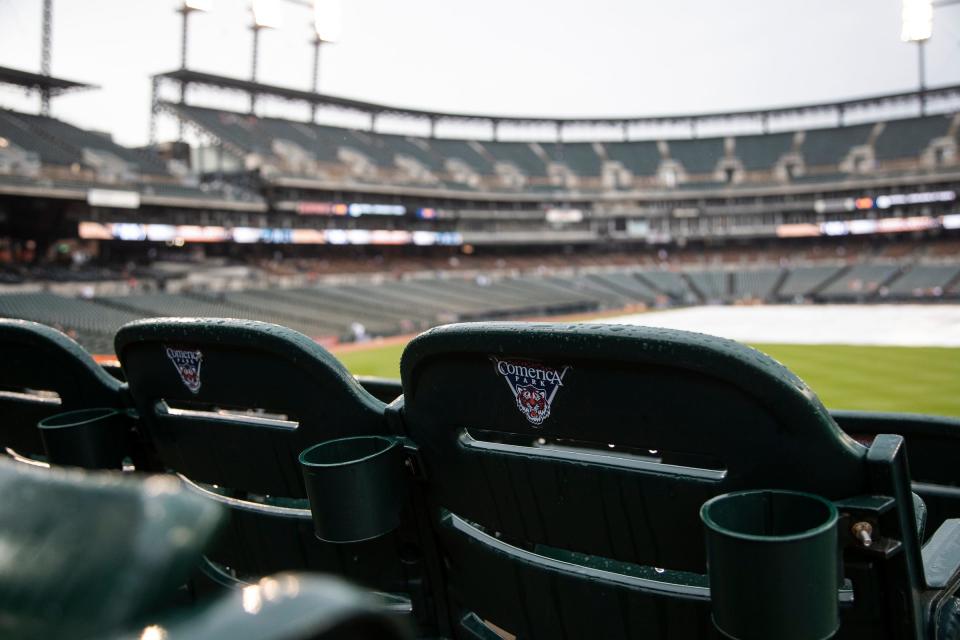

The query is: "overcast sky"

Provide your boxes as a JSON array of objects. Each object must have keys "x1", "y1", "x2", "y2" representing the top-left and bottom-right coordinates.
[{"x1": 0, "y1": 0, "x2": 958, "y2": 146}]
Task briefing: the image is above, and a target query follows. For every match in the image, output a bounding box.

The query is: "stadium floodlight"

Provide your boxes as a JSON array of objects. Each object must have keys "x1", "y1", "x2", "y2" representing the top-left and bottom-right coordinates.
[
  {"x1": 249, "y1": 0, "x2": 282, "y2": 111},
  {"x1": 182, "y1": 0, "x2": 212, "y2": 12},
  {"x1": 313, "y1": 0, "x2": 342, "y2": 43},
  {"x1": 251, "y1": 0, "x2": 284, "y2": 29},
  {"x1": 901, "y1": 0, "x2": 933, "y2": 42},
  {"x1": 902, "y1": 0, "x2": 933, "y2": 107},
  {"x1": 177, "y1": 0, "x2": 211, "y2": 108},
  {"x1": 309, "y1": 0, "x2": 341, "y2": 117}
]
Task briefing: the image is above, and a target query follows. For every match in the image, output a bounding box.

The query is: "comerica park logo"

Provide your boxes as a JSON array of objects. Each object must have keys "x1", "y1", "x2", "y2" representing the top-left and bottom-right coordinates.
[
  {"x1": 491, "y1": 357, "x2": 570, "y2": 426},
  {"x1": 165, "y1": 346, "x2": 203, "y2": 394}
]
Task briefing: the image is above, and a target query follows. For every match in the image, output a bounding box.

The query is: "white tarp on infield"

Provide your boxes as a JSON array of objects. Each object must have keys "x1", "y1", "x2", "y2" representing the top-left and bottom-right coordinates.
[{"x1": 598, "y1": 305, "x2": 960, "y2": 347}]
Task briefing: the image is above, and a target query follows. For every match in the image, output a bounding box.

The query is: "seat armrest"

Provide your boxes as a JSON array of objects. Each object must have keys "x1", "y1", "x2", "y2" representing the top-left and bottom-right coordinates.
[{"x1": 922, "y1": 519, "x2": 960, "y2": 588}]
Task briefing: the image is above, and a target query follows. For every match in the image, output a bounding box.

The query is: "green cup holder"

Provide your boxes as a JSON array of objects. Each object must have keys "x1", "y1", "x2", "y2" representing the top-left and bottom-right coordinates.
[
  {"x1": 701, "y1": 489, "x2": 840, "y2": 640},
  {"x1": 299, "y1": 435, "x2": 407, "y2": 544},
  {"x1": 38, "y1": 407, "x2": 130, "y2": 470}
]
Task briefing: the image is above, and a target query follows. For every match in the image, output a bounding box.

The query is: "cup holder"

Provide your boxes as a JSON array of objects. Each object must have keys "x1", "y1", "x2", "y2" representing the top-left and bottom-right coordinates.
[
  {"x1": 701, "y1": 489, "x2": 840, "y2": 640},
  {"x1": 38, "y1": 407, "x2": 131, "y2": 470},
  {"x1": 299, "y1": 435, "x2": 407, "y2": 543}
]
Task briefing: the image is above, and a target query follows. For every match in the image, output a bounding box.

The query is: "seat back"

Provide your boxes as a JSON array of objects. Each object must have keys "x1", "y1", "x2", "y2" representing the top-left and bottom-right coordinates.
[
  {"x1": 116, "y1": 318, "x2": 388, "y2": 499},
  {"x1": 0, "y1": 318, "x2": 126, "y2": 458},
  {"x1": 400, "y1": 322, "x2": 874, "y2": 638},
  {"x1": 115, "y1": 318, "x2": 438, "y2": 631}
]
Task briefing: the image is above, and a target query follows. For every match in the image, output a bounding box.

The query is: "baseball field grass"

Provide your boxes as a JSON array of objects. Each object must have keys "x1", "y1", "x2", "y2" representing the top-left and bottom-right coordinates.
[{"x1": 333, "y1": 341, "x2": 960, "y2": 417}]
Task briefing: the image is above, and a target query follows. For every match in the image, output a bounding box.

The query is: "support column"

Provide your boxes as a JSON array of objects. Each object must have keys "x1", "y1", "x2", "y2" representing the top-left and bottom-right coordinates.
[
  {"x1": 149, "y1": 76, "x2": 160, "y2": 145},
  {"x1": 917, "y1": 40, "x2": 927, "y2": 115},
  {"x1": 310, "y1": 37, "x2": 322, "y2": 120},
  {"x1": 179, "y1": 6, "x2": 190, "y2": 69},
  {"x1": 40, "y1": 0, "x2": 53, "y2": 115},
  {"x1": 249, "y1": 25, "x2": 261, "y2": 113}
]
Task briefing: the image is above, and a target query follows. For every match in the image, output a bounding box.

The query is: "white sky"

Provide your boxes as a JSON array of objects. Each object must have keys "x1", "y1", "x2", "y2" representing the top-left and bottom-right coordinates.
[{"x1": 0, "y1": 0, "x2": 958, "y2": 146}]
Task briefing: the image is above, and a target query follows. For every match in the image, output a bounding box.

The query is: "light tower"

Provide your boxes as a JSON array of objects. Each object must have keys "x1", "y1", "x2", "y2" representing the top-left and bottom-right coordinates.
[
  {"x1": 901, "y1": 0, "x2": 933, "y2": 114},
  {"x1": 310, "y1": 0, "x2": 342, "y2": 120},
  {"x1": 178, "y1": 0, "x2": 210, "y2": 70},
  {"x1": 176, "y1": 0, "x2": 210, "y2": 138},
  {"x1": 40, "y1": 0, "x2": 53, "y2": 115},
  {"x1": 250, "y1": 0, "x2": 283, "y2": 112}
]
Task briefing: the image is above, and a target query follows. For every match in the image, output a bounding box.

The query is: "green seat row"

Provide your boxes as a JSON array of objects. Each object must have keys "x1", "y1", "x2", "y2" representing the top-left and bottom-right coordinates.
[{"x1": 2, "y1": 316, "x2": 960, "y2": 638}]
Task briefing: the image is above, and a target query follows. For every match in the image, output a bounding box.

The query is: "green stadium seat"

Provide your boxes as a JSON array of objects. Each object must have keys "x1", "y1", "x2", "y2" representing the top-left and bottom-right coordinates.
[
  {"x1": 0, "y1": 457, "x2": 222, "y2": 639},
  {"x1": 818, "y1": 264, "x2": 900, "y2": 300},
  {"x1": 734, "y1": 131, "x2": 794, "y2": 172},
  {"x1": 685, "y1": 269, "x2": 728, "y2": 303},
  {"x1": 667, "y1": 138, "x2": 725, "y2": 175},
  {"x1": 885, "y1": 264, "x2": 960, "y2": 299},
  {"x1": 802, "y1": 123, "x2": 874, "y2": 167},
  {"x1": 873, "y1": 115, "x2": 952, "y2": 161},
  {"x1": 480, "y1": 141, "x2": 548, "y2": 176},
  {"x1": 114, "y1": 317, "x2": 439, "y2": 633},
  {"x1": 399, "y1": 322, "x2": 960, "y2": 639},
  {"x1": 777, "y1": 264, "x2": 844, "y2": 300},
  {"x1": 429, "y1": 138, "x2": 495, "y2": 174},
  {"x1": 603, "y1": 140, "x2": 662, "y2": 176},
  {"x1": 539, "y1": 143, "x2": 604, "y2": 176},
  {"x1": 0, "y1": 318, "x2": 131, "y2": 461}
]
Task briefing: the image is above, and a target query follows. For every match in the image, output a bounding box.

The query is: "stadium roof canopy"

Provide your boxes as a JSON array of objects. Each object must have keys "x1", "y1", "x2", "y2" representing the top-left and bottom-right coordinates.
[
  {"x1": 0, "y1": 66, "x2": 94, "y2": 96},
  {"x1": 155, "y1": 68, "x2": 960, "y2": 129}
]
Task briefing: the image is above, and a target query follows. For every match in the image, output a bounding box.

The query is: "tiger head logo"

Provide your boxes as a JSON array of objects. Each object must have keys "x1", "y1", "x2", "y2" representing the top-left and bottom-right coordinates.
[
  {"x1": 165, "y1": 346, "x2": 203, "y2": 394},
  {"x1": 515, "y1": 385, "x2": 550, "y2": 425},
  {"x1": 492, "y1": 357, "x2": 570, "y2": 427}
]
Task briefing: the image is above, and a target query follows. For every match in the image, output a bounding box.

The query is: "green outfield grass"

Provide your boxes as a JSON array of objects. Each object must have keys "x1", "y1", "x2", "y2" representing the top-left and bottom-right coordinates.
[
  {"x1": 335, "y1": 341, "x2": 960, "y2": 417},
  {"x1": 335, "y1": 343, "x2": 406, "y2": 379},
  {"x1": 752, "y1": 344, "x2": 960, "y2": 417}
]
